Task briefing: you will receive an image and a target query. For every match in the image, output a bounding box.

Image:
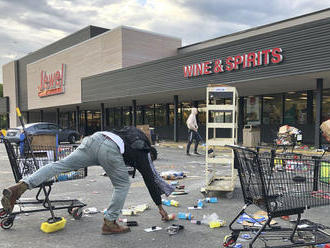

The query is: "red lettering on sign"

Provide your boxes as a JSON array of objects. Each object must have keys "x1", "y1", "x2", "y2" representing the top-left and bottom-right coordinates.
[
  {"x1": 203, "y1": 61, "x2": 212, "y2": 74},
  {"x1": 234, "y1": 55, "x2": 243, "y2": 70},
  {"x1": 213, "y1": 59, "x2": 224, "y2": 73},
  {"x1": 226, "y1": 57, "x2": 235, "y2": 71},
  {"x1": 183, "y1": 65, "x2": 194, "y2": 78},
  {"x1": 271, "y1": 48, "x2": 283, "y2": 63}
]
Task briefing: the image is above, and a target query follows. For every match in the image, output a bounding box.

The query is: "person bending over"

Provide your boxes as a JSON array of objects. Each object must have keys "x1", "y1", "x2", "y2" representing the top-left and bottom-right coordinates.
[{"x1": 1, "y1": 126, "x2": 174, "y2": 235}]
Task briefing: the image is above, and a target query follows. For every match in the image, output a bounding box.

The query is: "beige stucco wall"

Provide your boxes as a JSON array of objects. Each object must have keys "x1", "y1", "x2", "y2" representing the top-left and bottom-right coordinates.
[
  {"x1": 27, "y1": 26, "x2": 181, "y2": 110},
  {"x1": 27, "y1": 28, "x2": 123, "y2": 110},
  {"x1": 2, "y1": 61, "x2": 18, "y2": 127},
  {"x1": 122, "y1": 27, "x2": 181, "y2": 67}
]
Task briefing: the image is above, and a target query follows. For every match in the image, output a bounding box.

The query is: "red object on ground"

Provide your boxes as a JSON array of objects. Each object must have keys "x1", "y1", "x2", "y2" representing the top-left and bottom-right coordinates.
[
  {"x1": 324, "y1": 244, "x2": 330, "y2": 248},
  {"x1": 281, "y1": 216, "x2": 290, "y2": 221}
]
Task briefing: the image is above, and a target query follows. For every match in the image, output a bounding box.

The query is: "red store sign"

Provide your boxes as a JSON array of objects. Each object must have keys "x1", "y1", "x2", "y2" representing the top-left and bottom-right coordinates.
[
  {"x1": 183, "y1": 48, "x2": 283, "y2": 78},
  {"x1": 37, "y1": 64, "x2": 66, "y2": 97}
]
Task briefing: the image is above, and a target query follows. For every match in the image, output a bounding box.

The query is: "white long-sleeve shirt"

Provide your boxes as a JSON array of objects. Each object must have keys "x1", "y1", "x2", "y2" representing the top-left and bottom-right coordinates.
[{"x1": 186, "y1": 108, "x2": 198, "y2": 131}]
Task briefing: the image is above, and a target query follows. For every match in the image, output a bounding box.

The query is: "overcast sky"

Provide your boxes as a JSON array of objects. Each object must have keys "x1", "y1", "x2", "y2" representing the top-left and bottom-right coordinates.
[{"x1": 1, "y1": 0, "x2": 330, "y2": 83}]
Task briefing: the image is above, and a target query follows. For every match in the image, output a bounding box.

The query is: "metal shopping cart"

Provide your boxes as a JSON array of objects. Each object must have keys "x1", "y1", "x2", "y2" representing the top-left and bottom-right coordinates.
[
  {"x1": 0, "y1": 108, "x2": 87, "y2": 231},
  {"x1": 223, "y1": 145, "x2": 330, "y2": 248}
]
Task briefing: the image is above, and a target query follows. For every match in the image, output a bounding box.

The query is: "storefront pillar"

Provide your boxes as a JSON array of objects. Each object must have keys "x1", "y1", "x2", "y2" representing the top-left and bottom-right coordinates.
[
  {"x1": 165, "y1": 103, "x2": 169, "y2": 126},
  {"x1": 105, "y1": 108, "x2": 110, "y2": 127},
  {"x1": 307, "y1": 90, "x2": 313, "y2": 124},
  {"x1": 120, "y1": 107, "x2": 124, "y2": 126},
  {"x1": 281, "y1": 94, "x2": 285, "y2": 124},
  {"x1": 100, "y1": 103, "x2": 105, "y2": 131},
  {"x1": 84, "y1": 110, "x2": 88, "y2": 135},
  {"x1": 67, "y1": 112, "x2": 70, "y2": 128},
  {"x1": 40, "y1": 110, "x2": 44, "y2": 122},
  {"x1": 238, "y1": 97, "x2": 244, "y2": 144},
  {"x1": 153, "y1": 104, "x2": 156, "y2": 127},
  {"x1": 141, "y1": 106, "x2": 145, "y2": 124},
  {"x1": 132, "y1": 100, "x2": 137, "y2": 127},
  {"x1": 56, "y1": 108, "x2": 60, "y2": 126},
  {"x1": 314, "y1": 78, "x2": 323, "y2": 148},
  {"x1": 129, "y1": 106, "x2": 132, "y2": 126},
  {"x1": 174, "y1": 95, "x2": 178, "y2": 142},
  {"x1": 75, "y1": 106, "x2": 80, "y2": 132}
]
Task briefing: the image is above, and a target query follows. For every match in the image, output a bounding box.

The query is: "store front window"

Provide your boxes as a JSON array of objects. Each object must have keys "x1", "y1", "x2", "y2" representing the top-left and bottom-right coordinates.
[
  {"x1": 284, "y1": 92, "x2": 307, "y2": 125},
  {"x1": 263, "y1": 94, "x2": 282, "y2": 125},
  {"x1": 322, "y1": 89, "x2": 330, "y2": 121},
  {"x1": 244, "y1": 96, "x2": 261, "y2": 125}
]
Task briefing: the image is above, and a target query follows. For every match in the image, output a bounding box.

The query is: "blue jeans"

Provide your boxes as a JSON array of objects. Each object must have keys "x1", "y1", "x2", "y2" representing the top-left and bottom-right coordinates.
[{"x1": 23, "y1": 132, "x2": 130, "y2": 221}]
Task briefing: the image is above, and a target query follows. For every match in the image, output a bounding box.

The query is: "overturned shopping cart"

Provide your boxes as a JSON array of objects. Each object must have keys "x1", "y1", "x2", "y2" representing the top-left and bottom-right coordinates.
[{"x1": 223, "y1": 145, "x2": 330, "y2": 248}]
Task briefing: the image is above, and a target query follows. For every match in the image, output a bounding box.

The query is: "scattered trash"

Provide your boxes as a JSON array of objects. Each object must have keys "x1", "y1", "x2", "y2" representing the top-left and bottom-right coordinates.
[
  {"x1": 121, "y1": 209, "x2": 136, "y2": 216},
  {"x1": 241, "y1": 234, "x2": 252, "y2": 240},
  {"x1": 167, "y1": 213, "x2": 176, "y2": 221},
  {"x1": 190, "y1": 220, "x2": 201, "y2": 225},
  {"x1": 166, "y1": 224, "x2": 184, "y2": 235},
  {"x1": 204, "y1": 197, "x2": 218, "y2": 203},
  {"x1": 118, "y1": 219, "x2": 138, "y2": 226},
  {"x1": 144, "y1": 226, "x2": 162, "y2": 232},
  {"x1": 162, "y1": 199, "x2": 179, "y2": 207},
  {"x1": 178, "y1": 145, "x2": 184, "y2": 149},
  {"x1": 161, "y1": 171, "x2": 186, "y2": 180},
  {"x1": 188, "y1": 206, "x2": 202, "y2": 210},
  {"x1": 202, "y1": 212, "x2": 226, "y2": 228},
  {"x1": 209, "y1": 220, "x2": 226, "y2": 228},
  {"x1": 197, "y1": 199, "x2": 204, "y2": 208},
  {"x1": 178, "y1": 212, "x2": 193, "y2": 220},
  {"x1": 176, "y1": 185, "x2": 185, "y2": 189},
  {"x1": 121, "y1": 204, "x2": 149, "y2": 215},
  {"x1": 281, "y1": 215, "x2": 290, "y2": 221},
  {"x1": 101, "y1": 172, "x2": 107, "y2": 176},
  {"x1": 171, "y1": 191, "x2": 188, "y2": 195},
  {"x1": 92, "y1": 191, "x2": 100, "y2": 194},
  {"x1": 170, "y1": 181, "x2": 178, "y2": 186},
  {"x1": 83, "y1": 207, "x2": 99, "y2": 214},
  {"x1": 233, "y1": 243, "x2": 242, "y2": 248}
]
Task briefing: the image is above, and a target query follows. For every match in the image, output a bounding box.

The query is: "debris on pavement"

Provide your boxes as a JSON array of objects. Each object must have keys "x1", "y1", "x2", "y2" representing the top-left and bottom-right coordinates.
[
  {"x1": 166, "y1": 224, "x2": 184, "y2": 235},
  {"x1": 144, "y1": 226, "x2": 162, "y2": 232},
  {"x1": 161, "y1": 171, "x2": 186, "y2": 180},
  {"x1": 83, "y1": 207, "x2": 99, "y2": 214}
]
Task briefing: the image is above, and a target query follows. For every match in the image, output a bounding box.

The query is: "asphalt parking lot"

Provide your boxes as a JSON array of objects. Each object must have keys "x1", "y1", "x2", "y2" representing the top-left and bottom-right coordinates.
[{"x1": 0, "y1": 142, "x2": 329, "y2": 248}]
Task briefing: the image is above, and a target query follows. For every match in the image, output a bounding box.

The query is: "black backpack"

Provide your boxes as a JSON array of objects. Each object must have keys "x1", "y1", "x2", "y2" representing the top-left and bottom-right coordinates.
[{"x1": 112, "y1": 126, "x2": 152, "y2": 177}]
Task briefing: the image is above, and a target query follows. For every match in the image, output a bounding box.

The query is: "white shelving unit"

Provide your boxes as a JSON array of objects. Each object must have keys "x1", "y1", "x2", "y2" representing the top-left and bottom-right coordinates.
[{"x1": 203, "y1": 85, "x2": 238, "y2": 198}]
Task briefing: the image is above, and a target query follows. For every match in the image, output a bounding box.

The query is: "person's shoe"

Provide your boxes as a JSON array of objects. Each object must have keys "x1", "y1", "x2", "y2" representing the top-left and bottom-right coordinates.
[
  {"x1": 193, "y1": 151, "x2": 202, "y2": 155},
  {"x1": 186, "y1": 153, "x2": 191, "y2": 156},
  {"x1": 1, "y1": 181, "x2": 28, "y2": 214},
  {"x1": 102, "y1": 219, "x2": 131, "y2": 235}
]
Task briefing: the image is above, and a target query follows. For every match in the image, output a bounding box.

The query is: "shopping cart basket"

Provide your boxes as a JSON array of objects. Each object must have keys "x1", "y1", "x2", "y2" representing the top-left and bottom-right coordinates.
[
  {"x1": 0, "y1": 139, "x2": 87, "y2": 230},
  {"x1": 223, "y1": 145, "x2": 330, "y2": 248}
]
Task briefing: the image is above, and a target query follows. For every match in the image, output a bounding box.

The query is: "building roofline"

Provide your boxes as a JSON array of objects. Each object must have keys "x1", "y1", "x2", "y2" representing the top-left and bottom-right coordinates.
[{"x1": 179, "y1": 7, "x2": 330, "y2": 50}]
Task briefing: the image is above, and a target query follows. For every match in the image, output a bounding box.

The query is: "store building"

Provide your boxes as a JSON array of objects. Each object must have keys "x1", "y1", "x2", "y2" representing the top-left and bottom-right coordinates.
[{"x1": 1, "y1": 9, "x2": 330, "y2": 147}]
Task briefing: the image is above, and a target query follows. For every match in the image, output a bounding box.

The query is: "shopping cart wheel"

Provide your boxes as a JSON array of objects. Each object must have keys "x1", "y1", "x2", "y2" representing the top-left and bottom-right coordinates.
[
  {"x1": 223, "y1": 233, "x2": 238, "y2": 247},
  {"x1": 1, "y1": 216, "x2": 14, "y2": 230},
  {"x1": 72, "y1": 207, "x2": 83, "y2": 220}
]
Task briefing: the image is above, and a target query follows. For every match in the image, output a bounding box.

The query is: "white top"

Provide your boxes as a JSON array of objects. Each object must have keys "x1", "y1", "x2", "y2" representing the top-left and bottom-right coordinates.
[
  {"x1": 99, "y1": 131, "x2": 125, "y2": 154},
  {"x1": 186, "y1": 108, "x2": 198, "y2": 131}
]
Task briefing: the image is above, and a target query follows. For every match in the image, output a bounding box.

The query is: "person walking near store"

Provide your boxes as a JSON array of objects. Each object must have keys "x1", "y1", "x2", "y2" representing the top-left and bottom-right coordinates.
[
  {"x1": 186, "y1": 107, "x2": 202, "y2": 155},
  {"x1": 1, "y1": 126, "x2": 174, "y2": 235}
]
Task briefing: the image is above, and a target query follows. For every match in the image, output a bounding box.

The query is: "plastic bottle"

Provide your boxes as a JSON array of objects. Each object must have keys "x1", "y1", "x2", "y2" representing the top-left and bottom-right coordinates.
[
  {"x1": 170, "y1": 200, "x2": 179, "y2": 207},
  {"x1": 162, "y1": 199, "x2": 171, "y2": 206},
  {"x1": 162, "y1": 199, "x2": 179, "y2": 207},
  {"x1": 178, "y1": 212, "x2": 193, "y2": 220},
  {"x1": 204, "y1": 197, "x2": 218, "y2": 203},
  {"x1": 167, "y1": 213, "x2": 176, "y2": 220},
  {"x1": 197, "y1": 200, "x2": 203, "y2": 208}
]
